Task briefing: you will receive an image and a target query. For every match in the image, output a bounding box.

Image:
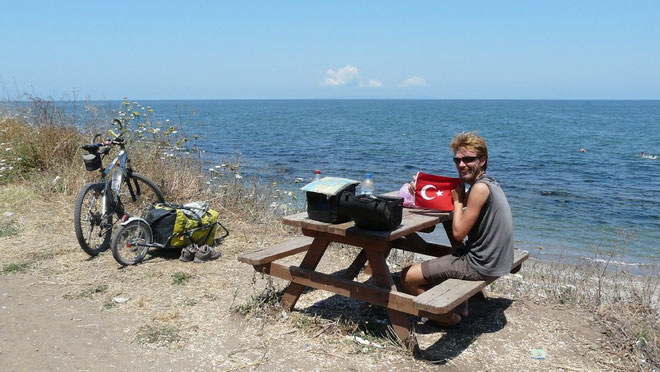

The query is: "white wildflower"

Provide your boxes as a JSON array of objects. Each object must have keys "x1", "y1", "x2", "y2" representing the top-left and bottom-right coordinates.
[{"x1": 235, "y1": 174, "x2": 243, "y2": 179}]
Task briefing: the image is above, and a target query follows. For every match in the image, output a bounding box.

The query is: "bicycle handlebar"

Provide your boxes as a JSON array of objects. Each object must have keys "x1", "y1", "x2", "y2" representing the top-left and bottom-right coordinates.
[{"x1": 81, "y1": 119, "x2": 126, "y2": 153}]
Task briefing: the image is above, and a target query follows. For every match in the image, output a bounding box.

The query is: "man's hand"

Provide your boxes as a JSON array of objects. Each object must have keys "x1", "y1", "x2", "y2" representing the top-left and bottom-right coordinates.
[
  {"x1": 452, "y1": 182, "x2": 466, "y2": 204},
  {"x1": 407, "y1": 174, "x2": 418, "y2": 195}
]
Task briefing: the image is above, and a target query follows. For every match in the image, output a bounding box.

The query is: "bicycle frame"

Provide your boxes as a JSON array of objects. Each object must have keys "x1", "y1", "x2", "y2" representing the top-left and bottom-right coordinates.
[{"x1": 101, "y1": 149, "x2": 129, "y2": 216}]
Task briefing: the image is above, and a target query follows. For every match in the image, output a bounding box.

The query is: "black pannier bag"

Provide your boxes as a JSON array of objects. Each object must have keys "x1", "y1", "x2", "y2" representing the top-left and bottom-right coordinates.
[
  {"x1": 145, "y1": 202, "x2": 223, "y2": 247},
  {"x1": 306, "y1": 185, "x2": 357, "y2": 223},
  {"x1": 302, "y1": 177, "x2": 360, "y2": 224},
  {"x1": 339, "y1": 193, "x2": 404, "y2": 231}
]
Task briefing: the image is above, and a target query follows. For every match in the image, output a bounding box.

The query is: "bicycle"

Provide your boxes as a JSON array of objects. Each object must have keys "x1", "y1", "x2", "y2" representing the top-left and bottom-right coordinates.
[{"x1": 74, "y1": 118, "x2": 165, "y2": 257}]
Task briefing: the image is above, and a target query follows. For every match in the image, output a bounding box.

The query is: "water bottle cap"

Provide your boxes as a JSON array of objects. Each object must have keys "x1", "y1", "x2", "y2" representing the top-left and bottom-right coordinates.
[
  {"x1": 365, "y1": 173, "x2": 372, "y2": 178},
  {"x1": 314, "y1": 170, "x2": 321, "y2": 174}
]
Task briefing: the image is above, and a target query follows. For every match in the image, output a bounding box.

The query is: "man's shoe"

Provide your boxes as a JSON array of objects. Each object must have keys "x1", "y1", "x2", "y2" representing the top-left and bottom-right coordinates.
[
  {"x1": 179, "y1": 246, "x2": 196, "y2": 262},
  {"x1": 193, "y1": 245, "x2": 221, "y2": 263}
]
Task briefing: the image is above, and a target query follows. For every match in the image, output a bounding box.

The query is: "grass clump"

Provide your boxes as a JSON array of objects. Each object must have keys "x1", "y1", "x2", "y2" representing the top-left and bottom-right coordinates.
[
  {"x1": 135, "y1": 324, "x2": 181, "y2": 345},
  {"x1": 231, "y1": 275, "x2": 283, "y2": 316},
  {"x1": 0, "y1": 218, "x2": 20, "y2": 237},
  {"x1": 171, "y1": 271, "x2": 192, "y2": 285},
  {"x1": 102, "y1": 301, "x2": 116, "y2": 310},
  {"x1": 1, "y1": 262, "x2": 31, "y2": 274},
  {"x1": 63, "y1": 284, "x2": 109, "y2": 300}
]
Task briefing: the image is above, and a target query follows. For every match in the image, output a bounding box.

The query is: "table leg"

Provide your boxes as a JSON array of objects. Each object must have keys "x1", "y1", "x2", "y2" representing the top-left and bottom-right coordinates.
[
  {"x1": 280, "y1": 236, "x2": 330, "y2": 311},
  {"x1": 352, "y1": 249, "x2": 391, "y2": 277},
  {"x1": 341, "y1": 249, "x2": 367, "y2": 280},
  {"x1": 364, "y1": 248, "x2": 417, "y2": 351}
]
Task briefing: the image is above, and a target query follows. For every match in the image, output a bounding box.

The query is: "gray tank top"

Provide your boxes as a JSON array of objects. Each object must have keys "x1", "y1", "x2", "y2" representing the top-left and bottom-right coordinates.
[{"x1": 465, "y1": 175, "x2": 514, "y2": 277}]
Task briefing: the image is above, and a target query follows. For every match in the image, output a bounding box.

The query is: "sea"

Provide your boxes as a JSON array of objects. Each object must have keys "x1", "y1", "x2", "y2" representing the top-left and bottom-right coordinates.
[{"x1": 15, "y1": 99, "x2": 660, "y2": 267}]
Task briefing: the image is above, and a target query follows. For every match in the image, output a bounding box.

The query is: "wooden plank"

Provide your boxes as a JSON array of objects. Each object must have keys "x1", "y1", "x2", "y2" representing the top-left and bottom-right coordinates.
[
  {"x1": 266, "y1": 262, "x2": 421, "y2": 316},
  {"x1": 512, "y1": 249, "x2": 529, "y2": 267},
  {"x1": 237, "y1": 236, "x2": 314, "y2": 265},
  {"x1": 414, "y1": 279, "x2": 492, "y2": 314},
  {"x1": 281, "y1": 212, "x2": 310, "y2": 228},
  {"x1": 413, "y1": 249, "x2": 530, "y2": 314}
]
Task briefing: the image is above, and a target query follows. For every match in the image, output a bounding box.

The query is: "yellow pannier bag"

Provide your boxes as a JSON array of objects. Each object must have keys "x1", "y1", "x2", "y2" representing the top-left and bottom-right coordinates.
[{"x1": 146, "y1": 203, "x2": 219, "y2": 248}]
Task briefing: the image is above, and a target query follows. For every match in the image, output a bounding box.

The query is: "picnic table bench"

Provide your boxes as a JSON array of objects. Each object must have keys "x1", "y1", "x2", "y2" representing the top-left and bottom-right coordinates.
[{"x1": 238, "y1": 208, "x2": 528, "y2": 350}]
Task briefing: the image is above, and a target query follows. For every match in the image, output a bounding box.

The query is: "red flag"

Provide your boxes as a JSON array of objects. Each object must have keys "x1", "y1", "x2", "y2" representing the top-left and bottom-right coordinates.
[{"x1": 414, "y1": 172, "x2": 460, "y2": 211}]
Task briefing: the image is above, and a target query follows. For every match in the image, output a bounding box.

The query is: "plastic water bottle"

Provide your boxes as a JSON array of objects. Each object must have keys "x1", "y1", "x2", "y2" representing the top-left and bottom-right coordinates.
[
  {"x1": 110, "y1": 167, "x2": 123, "y2": 193},
  {"x1": 314, "y1": 170, "x2": 321, "y2": 181},
  {"x1": 360, "y1": 173, "x2": 374, "y2": 195}
]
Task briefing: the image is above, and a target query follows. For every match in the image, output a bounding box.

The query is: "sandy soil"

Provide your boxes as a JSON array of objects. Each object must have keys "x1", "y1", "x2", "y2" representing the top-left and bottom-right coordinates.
[{"x1": 0, "y1": 185, "x2": 645, "y2": 371}]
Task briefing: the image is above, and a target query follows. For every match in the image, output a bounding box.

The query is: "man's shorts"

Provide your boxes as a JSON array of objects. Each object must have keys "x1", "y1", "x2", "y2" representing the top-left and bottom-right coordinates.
[{"x1": 420, "y1": 254, "x2": 488, "y2": 285}]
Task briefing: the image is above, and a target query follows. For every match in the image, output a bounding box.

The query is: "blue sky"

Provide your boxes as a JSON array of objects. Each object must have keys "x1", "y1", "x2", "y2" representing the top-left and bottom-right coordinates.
[{"x1": 1, "y1": 1, "x2": 659, "y2": 100}]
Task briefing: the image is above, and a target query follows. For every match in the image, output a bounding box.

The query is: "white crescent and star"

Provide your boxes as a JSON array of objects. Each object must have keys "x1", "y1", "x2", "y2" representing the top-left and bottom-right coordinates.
[{"x1": 420, "y1": 185, "x2": 444, "y2": 200}]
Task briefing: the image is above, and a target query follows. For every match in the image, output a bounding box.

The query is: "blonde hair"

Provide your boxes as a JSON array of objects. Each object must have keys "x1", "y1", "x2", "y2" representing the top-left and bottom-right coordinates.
[{"x1": 450, "y1": 131, "x2": 488, "y2": 170}]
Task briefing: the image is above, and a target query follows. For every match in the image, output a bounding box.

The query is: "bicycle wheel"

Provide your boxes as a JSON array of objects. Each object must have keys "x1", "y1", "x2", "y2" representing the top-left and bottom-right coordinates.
[
  {"x1": 74, "y1": 182, "x2": 112, "y2": 256},
  {"x1": 111, "y1": 219, "x2": 152, "y2": 266},
  {"x1": 119, "y1": 173, "x2": 165, "y2": 218}
]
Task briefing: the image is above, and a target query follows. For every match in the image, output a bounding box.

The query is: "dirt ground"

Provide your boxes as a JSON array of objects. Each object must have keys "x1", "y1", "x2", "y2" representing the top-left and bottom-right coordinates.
[{"x1": 0, "y1": 185, "x2": 646, "y2": 371}]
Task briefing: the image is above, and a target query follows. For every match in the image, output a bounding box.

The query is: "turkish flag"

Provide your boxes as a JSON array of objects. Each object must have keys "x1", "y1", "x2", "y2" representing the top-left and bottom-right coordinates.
[{"x1": 414, "y1": 172, "x2": 460, "y2": 211}]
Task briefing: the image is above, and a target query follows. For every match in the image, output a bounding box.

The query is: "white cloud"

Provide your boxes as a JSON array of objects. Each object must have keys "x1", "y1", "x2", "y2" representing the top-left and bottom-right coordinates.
[
  {"x1": 400, "y1": 75, "x2": 428, "y2": 87},
  {"x1": 320, "y1": 65, "x2": 360, "y2": 86},
  {"x1": 367, "y1": 79, "x2": 383, "y2": 88}
]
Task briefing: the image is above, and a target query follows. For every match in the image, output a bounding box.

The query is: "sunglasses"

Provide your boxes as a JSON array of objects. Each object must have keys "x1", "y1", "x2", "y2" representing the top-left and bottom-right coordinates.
[{"x1": 453, "y1": 156, "x2": 481, "y2": 165}]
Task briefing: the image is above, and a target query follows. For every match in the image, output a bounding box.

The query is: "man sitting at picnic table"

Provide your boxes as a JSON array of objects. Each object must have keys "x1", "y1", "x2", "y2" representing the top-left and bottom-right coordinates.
[{"x1": 402, "y1": 131, "x2": 514, "y2": 326}]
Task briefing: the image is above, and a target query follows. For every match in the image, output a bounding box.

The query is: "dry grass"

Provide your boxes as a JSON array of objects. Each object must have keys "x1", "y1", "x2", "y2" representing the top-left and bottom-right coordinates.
[
  {"x1": 493, "y1": 254, "x2": 659, "y2": 370},
  {"x1": 1, "y1": 102, "x2": 658, "y2": 370}
]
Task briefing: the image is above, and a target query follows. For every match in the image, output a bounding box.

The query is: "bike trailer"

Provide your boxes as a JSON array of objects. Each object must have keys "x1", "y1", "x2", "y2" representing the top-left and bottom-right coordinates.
[{"x1": 145, "y1": 202, "x2": 228, "y2": 248}]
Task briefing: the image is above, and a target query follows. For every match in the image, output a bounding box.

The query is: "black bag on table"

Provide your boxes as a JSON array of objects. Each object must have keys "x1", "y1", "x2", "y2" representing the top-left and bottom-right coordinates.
[
  {"x1": 302, "y1": 177, "x2": 360, "y2": 224},
  {"x1": 338, "y1": 193, "x2": 404, "y2": 231}
]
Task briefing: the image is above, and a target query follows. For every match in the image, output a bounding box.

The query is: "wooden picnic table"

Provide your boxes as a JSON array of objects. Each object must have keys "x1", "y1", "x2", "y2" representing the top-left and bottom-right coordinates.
[{"x1": 238, "y1": 207, "x2": 528, "y2": 350}]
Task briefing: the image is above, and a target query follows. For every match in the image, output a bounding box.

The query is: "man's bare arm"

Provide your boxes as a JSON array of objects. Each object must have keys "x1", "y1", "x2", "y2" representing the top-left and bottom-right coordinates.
[{"x1": 452, "y1": 182, "x2": 489, "y2": 241}]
